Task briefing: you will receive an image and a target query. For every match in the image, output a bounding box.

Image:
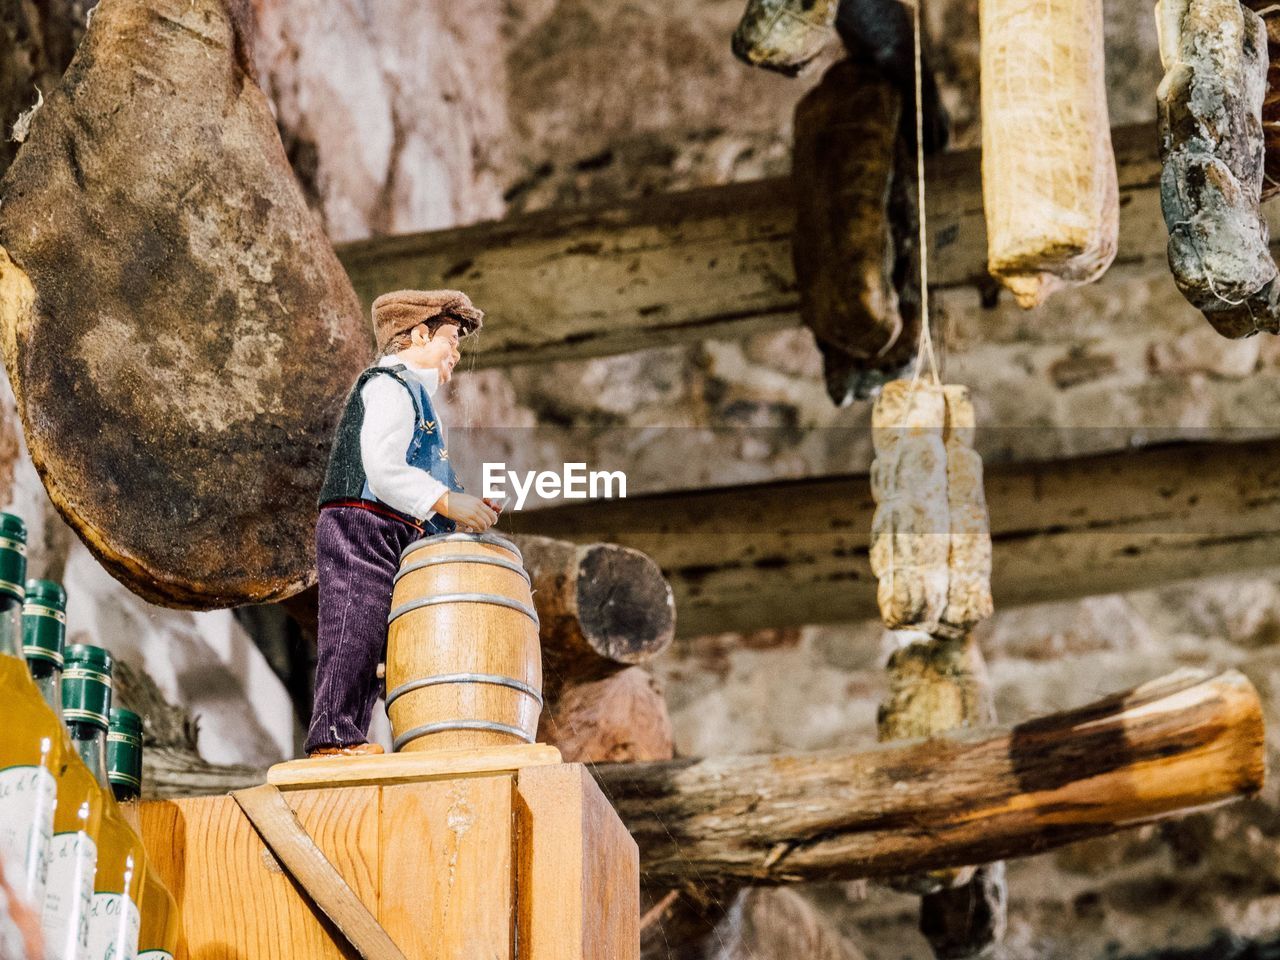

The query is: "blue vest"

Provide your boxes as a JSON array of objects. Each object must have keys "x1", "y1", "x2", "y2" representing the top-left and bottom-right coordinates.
[{"x1": 361, "y1": 367, "x2": 464, "y2": 533}]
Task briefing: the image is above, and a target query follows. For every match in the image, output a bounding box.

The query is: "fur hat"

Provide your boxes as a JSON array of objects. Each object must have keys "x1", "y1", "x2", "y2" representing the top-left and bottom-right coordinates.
[{"x1": 372, "y1": 289, "x2": 484, "y2": 352}]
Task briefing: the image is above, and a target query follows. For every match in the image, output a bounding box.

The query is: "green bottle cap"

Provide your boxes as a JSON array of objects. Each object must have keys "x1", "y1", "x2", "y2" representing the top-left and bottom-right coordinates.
[
  {"x1": 0, "y1": 513, "x2": 27, "y2": 603},
  {"x1": 62, "y1": 644, "x2": 113, "y2": 729},
  {"x1": 22, "y1": 579, "x2": 67, "y2": 667},
  {"x1": 107, "y1": 707, "x2": 143, "y2": 796}
]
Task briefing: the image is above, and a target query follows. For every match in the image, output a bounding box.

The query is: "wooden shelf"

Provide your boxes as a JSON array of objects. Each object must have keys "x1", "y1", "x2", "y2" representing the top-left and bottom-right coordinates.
[{"x1": 267, "y1": 742, "x2": 563, "y2": 789}]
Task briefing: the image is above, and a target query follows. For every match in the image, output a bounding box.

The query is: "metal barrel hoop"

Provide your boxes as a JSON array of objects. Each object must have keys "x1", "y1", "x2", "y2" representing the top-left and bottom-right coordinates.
[
  {"x1": 392, "y1": 553, "x2": 531, "y2": 587},
  {"x1": 387, "y1": 592, "x2": 540, "y2": 628},
  {"x1": 384, "y1": 672, "x2": 544, "y2": 711},
  {"x1": 399, "y1": 531, "x2": 523, "y2": 565},
  {"x1": 393, "y1": 719, "x2": 534, "y2": 753}
]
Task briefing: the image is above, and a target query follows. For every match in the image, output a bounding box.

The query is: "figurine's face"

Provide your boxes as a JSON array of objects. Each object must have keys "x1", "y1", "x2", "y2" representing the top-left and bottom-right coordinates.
[{"x1": 407, "y1": 322, "x2": 462, "y2": 383}]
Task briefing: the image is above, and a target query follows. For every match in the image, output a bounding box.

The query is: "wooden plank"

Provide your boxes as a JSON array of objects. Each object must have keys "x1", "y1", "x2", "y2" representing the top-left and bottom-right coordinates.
[
  {"x1": 506, "y1": 438, "x2": 1280, "y2": 638},
  {"x1": 379, "y1": 777, "x2": 514, "y2": 960},
  {"x1": 140, "y1": 788, "x2": 380, "y2": 959},
  {"x1": 334, "y1": 125, "x2": 1227, "y2": 369},
  {"x1": 597, "y1": 669, "x2": 1265, "y2": 890},
  {"x1": 515, "y1": 763, "x2": 639, "y2": 960},
  {"x1": 581, "y1": 771, "x2": 640, "y2": 960},
  {"x1": 268, "y1": 743, "x2": 561, "y2": 790}
]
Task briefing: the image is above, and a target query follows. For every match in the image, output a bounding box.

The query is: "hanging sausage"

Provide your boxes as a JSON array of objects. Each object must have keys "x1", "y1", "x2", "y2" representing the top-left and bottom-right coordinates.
[
  {"x1": 869, "y1": 380, "x2": 950, "y2": 632},
  {"x1": 980, "y1": 0, "x2": 1119, "y2": 307},
  {"x1": 1156, "y1": 0, "x2": 1278, "y2": 336},
  {"x1": 793, "y1": 59, "x2": 921, "y2": 406},
  {"x1": 870, "y1": 381, "x2": 993, "y2": 635}
]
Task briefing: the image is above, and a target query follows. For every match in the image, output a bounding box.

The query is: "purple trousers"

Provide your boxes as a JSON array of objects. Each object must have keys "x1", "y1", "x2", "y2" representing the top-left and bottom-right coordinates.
[{"x1": 305, "y1": 505, "x2": 423, "y2": 752}]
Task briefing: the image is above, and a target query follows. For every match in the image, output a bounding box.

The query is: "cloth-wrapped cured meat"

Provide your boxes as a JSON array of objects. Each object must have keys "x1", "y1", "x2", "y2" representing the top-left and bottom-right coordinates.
[
  {"x1": 870, "y1": 381, "x2": 949, "y2": 631},
  {"x1": 870, "y1": 381, "x2": 994, "y2": 635},
  {"x1": 1157, "y1": 0, "x2": 1278, "y2": 336},
  {"x1": 872, "y1": 382, "x2": 1002, "y2": 939},
  {"x1": 939, "y1": 386, "x2": 994, "y2": 637},
  {"x1": 980, "y1": 0, "x2": 1119, "y2": 308}
]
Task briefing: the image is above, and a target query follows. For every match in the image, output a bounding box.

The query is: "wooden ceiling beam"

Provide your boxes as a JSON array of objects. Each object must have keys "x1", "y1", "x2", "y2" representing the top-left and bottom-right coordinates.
[
  {"x1": 336, "y1": 124, "x2": 1195, "y2": 369},
  {"x1": 507, "y1": 438, "x2": 1280, "y2": 637}
]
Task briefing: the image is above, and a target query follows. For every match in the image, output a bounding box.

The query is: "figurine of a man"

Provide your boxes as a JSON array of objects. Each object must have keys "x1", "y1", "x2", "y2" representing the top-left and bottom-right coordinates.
[{"x1": 306, "y1": 289, "x2": 502, "y2": 758}]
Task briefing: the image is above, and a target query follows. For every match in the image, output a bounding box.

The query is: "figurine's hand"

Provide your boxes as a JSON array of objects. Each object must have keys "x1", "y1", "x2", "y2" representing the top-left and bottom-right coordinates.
[
  {"x1": 433, "y1": 492, "x2": 499, "y2": 532},
  {"x1": 483, "y1": 497, "x2": 505, "y2": 515}
]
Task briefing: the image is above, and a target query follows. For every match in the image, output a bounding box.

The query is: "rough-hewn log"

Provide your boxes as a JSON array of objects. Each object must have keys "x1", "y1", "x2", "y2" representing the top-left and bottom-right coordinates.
[
  {"x1": 599, "y1": 670, "x2": 1264, "y2": 889},
  {"x1": 538, "y1": 666, "x2": 674, "y2": 764},
  {"x1": 509, "y1": 438, "x2": 1280, "y2": 638},
  {"x1": 0, "y1": 0, "x2": 369, "y2": 608},
  {"x1": 513, "y1": 534, "x2": 675, "y2": 692},
  {"x1": 144, "y1": 745, "x2": 264, "y2": 799},
  {"x1": 138, "y1": 671, "x2": 1264, "y2": 894},
  {"x1": 336, "y1": 124, "x2": 1179, "y2": 368}
]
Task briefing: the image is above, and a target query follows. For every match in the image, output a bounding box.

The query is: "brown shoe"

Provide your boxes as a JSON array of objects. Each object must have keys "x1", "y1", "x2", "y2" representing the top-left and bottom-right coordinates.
[{"x1": 306, "y1": 743, "x2": 385, "y2": 759}]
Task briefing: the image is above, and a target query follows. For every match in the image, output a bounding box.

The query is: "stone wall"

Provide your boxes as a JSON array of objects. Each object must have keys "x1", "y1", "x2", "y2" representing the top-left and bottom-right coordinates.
[
  {"x1": 383, "y1": 4, "x2": 1280, "y2": 956},
  {"x1": 0, "y1": 1, "x2": 1276, "y2": 956}
]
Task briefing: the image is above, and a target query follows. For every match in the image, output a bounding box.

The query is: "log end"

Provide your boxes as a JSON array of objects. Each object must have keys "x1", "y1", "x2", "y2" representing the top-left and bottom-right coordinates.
[
  {"x1": 575, "y1": 543, "x2": 676, "y2": 665},
  {"x1": 1213, "y1": 669, "x2": 1268, "y2": 798}
]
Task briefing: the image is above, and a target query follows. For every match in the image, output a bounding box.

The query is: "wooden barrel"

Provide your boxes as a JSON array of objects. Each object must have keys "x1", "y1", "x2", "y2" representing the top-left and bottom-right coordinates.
[{"x1": 386, "y1": 532, "x2": 543, "y2": 752}]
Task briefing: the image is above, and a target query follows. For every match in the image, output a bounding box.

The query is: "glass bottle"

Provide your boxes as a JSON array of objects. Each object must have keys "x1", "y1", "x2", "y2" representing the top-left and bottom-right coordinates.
[
  {"x1": 64, "y1": 645, "x2": 144, "y2": 960},
  {"x1": 27, "y1": 579, "x2": 104, "y2": 960},
  {"x1": 108, "y1": 709, "x2": 179, "y2": 960},
  {"x1": 0, "y1": 513, "x2": 60, "y2": 911}
]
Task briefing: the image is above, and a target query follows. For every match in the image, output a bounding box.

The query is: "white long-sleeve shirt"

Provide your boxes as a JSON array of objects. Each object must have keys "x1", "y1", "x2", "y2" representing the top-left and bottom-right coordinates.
[{"x1": 359, "y1": 354, "x2": 449, "y2": 522}]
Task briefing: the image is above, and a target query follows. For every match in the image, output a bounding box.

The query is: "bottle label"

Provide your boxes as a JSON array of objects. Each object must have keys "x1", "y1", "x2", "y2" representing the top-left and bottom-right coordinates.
[
  {"x1": 86, "y1": 892, "x2": 140, "y2": 960},
  {"x1": 0, "y1": 764, "x2": 56, "y2": 908},
  {"x1": 42, "y1": 831, "x2": 98, "y2": 960},
  {"x1": 137, "y1": 953, "x2": 174, "y2": 960}
]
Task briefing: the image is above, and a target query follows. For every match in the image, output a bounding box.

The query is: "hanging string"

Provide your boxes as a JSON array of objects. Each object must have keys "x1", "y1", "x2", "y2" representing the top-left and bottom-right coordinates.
[{"x1": 909, "y1": 0, "x2": 942, "y2": 388}]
